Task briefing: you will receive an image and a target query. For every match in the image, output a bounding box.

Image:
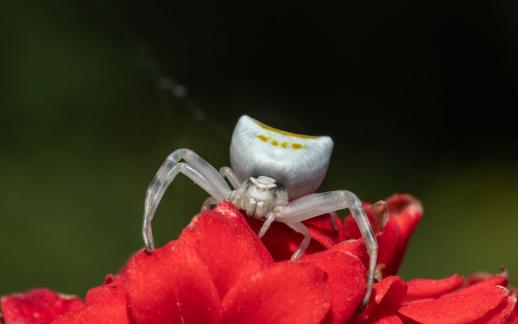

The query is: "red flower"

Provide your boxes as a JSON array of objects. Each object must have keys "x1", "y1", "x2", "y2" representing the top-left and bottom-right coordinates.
[
  {"x1": 0, "y1": 289, "x2": 83, "y2": 324},
  {"x1": 355, "y1": 272, "x2": 517, "y2": 323},
  {"x1": 1, "y1": 194, "x2": 516, "y2": 323}
]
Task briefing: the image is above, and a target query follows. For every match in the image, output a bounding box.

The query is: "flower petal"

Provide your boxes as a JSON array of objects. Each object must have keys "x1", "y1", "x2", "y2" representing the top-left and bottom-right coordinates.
[
  {"x1": 376, "y1": 218, "x2": 401, "y2": 276},
  {"x1": 222, "y1": 262, "x2": 332, "y2": 324},
  {"x1": 356, "y1": 276, "x2": 407, "y2": 321},
  {"x1": 246, "y1": 215, "x2": 331, "y2": 261},
  {"x1": 397, "y1": 283, "x2": 509, "y2": 323},
  {"x1": 403, "y1": 274, "x2": 464, "y2": 302},
  {"x1": 338, "y1": 194, "x2": 422, "y2": 277},
  {"x1": 330, "y1": 239, "x2": 369, "y2": 266},
  {"x1": 466, "y1": 270, "x2": 509, "y2": 287},
  {"x1": 52, "y1": 283, "x2": 129, "y2": 324},
  {"x1": 303, "y1": 214, "x2": 341, "y2": 249},
  {"x1": 0, "y1": 289, "x2": 83, "y2": 324},
  {"x1": 180, "y1": 202, "x2": 273, "y2": 297},
  {"x1": 373, "y1": 276, "x2": 408, "y2": 305},
  {"x1": 472, "y1": 293, "x2": 517, "y2": 324},
  {"x1": 121, "y1": 240, "x2": 223, "y2": 324},
  {"x1": 386, "y1": 194, "x2": 423, "y2": 240},
  {"x1": 505, "y1": 294, "x2": 518, "y2": 324},
  {"x1": 302, "y1": 249, "x2": 366, "y2": 323},
  {"x1": 383, "y1": 194, "x2": 423, "y2": 275},
  {"x1": 84, "y1": 282, "x2": 125, "y2": 306},
  {"x1": 356, "y1": 309, "x2": 405, "y2": 324}
]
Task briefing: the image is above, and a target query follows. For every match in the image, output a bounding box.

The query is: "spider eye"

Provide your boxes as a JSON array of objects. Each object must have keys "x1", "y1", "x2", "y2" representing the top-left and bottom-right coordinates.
[
  {"x1": 250, "y1": 176, "x2": 277, "y2": 190},
  {"x1": 230, "y1": 115, "x2": 333, "y2": 199}
]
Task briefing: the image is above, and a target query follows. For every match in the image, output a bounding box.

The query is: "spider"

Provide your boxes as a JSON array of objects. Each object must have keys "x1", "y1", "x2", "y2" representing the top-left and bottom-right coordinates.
[{"x1": 142, "y1": 115, "x2": 377, "y2": 308}]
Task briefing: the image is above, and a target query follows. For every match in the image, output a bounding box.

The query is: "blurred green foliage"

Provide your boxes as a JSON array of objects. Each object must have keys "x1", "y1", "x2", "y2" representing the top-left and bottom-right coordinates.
[{"x1": 1, "y1": 0, "x2": 517, "y2": 297}]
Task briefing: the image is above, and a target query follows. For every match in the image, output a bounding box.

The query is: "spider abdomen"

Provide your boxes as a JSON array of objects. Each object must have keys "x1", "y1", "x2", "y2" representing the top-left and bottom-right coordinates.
[{"x1": 230, "y1": 115, "x2": 334, "y2": 199}]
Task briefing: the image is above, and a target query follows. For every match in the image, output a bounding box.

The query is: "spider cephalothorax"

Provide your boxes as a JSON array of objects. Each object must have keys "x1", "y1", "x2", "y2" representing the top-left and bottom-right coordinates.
[
  {"x1": 229, "y1": 176, "x2": 288, "y2": 220},
  {"x1": 142, "y1": 115, "x2": 378, "y2": 309}
]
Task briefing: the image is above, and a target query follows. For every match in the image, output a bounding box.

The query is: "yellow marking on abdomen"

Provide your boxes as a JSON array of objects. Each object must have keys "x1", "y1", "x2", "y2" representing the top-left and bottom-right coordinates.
[
  {"x1": 257, "y1": 134, "x2": 269, "y2": 142},
  {"x1": 256, "y1": 134, "x2": 307, "y2": 149},
  {"x1": 254, "y1": 120, "x2": 319, "y2": 139}
]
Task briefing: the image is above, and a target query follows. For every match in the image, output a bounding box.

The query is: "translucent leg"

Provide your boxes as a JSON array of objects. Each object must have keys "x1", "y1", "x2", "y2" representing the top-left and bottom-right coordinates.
[
  {"x1": 258, "y1": 212, "x2": 276, "y2": 238},
  {"x1": 284, "y1": 222, "x2": 311, "y2": 261},
  {"x1": 144, "y1": 162, "x2": 215, "y2": 251},
  {"x1": 219, "y1": 166, "x2": 241, "y2": 189},
  {"x1": 143, "y1": 149, "x2": 231, "y2": 252},
  {"x1": 201, "y1": 196, "x2": 218, "y2": 211},
  {"x1": 165, "y1": 149, "x2": 231, "y2": 200},
  {"x1": 278, "y1": 190, "x2": 377, "y2": 309}
]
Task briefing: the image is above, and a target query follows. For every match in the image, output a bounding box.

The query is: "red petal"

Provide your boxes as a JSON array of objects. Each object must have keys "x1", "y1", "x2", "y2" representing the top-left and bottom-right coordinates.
[
  {"x1": 246, "y1": 215, "x2": 331, "y2": 261},
  {"x1": 473, "y1": 293, "x2": 517, "y2": 324},
  {"x1": 506, "y1": 295, "x2": 518, "y2": 323},
  {"x1": 180, "y1": 202, "x2": 273, "y2": 297},
  {"x1": 304, "y1": 214, "x2": 341, "y2": 249},
  {"x1": 371, "y1": 313, "x2": 404, "y2": 324},
  {"x1": 121, "y1": 240, "x2": 223, "y2": 324},
  {"x1": 247, "y1": 217, "x2": 304, "y2": 260},
  {"x1": 466, "y1": 270, "x2": 509, "y2": 287},
  {"x1": 376, "y1": 218, "x2": 401, "y2": 276},
  {"x1": 330, "y1": 239, "x2": 369, "y2": 266},
  {"x1": 338, "y1": 195, "x2": 422, "y2": 277},
  {"x1": 357, "y1": 276, "x2": 407, "y2": 321},
  {"x1": 302, "y1": 250, "x2": 366, "y2": 323},
  {"x1": 52, "y1": 283, "x2": 129, "y2": 324},
  {"x1": 383, "y1": 194, "x2": 423, "y2": 275},
  {"x1": 373, "y1": 276, "x2": 408, "y2": 305},
  {"x1": 354, "y1": 309, "x2": 404, "y2": 324},
  {"x1": 84, "y1": 281, "x2": 125, "y2": 305},
  {"x1": 386, "y1": 194, "x2": 423, "y2": 240},
  {"x1": 397, "y1": 284, "x2": 509, "y2": 323},
  {"x1": 222, "y1": 262, "x2": 332, "y2": 324},
  {"x1": 403, "y1": 274, "x2": 464, "y2": 302},
  {"x1": 0, "y1": 289, "x2": 83, "y2": 324}
]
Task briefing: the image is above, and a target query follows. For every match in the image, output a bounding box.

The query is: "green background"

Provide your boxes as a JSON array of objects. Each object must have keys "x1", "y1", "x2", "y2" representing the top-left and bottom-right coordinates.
[{"x1": 1, "y1": 0, "x2": 517, "y2": 296}]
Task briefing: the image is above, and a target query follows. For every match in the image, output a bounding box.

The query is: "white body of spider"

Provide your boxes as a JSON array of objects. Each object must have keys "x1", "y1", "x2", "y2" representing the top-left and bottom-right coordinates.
[{"x1": 142, "y1": 115, "x2": 378, "y2": 308}]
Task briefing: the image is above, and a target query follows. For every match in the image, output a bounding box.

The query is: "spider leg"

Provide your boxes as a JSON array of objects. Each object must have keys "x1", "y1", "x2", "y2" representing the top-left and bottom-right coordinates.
[
  {"x1": 219, "y1": 166, "x2": 241, "y2": 189},
  {"x1": 201, "y1": 196, "x2": 218, "y2": 211},
  {"x1": 201, "y1": 166, "x2": 241, "y2": 211},
  {"x1": 166, "y1": 149, "x2": 231, "y2": 199},
  {"x1": 284, "y1": 221, "x2": 311, "y2": 261},
  {"x1": 258, "y1": 212, "x2": 276, "y2": 238},
  {"x1": 277, "y1": 190, "x2": 377, "y2": 309},
  {"x1": 143, "y1": 149, "x2": 231, "y2": 252}
]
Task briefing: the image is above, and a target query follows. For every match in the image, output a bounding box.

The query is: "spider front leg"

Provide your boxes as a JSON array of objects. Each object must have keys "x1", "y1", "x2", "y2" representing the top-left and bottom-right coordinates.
[
  {"x1": 201, "y1": 196, "x2": 218, "y2": 211},
  {"x1": 219, "y1": 166, "x2": 242, "y2": 189},
  {"x1": 277, "y1": 190, "x2": 378, "y2": 309},
  {"x1": 143, "y1": 149, "x2": 231, "y2": 252},
  {"x1": 200, "y1": 167, "x2": 241, "y2": 211}
]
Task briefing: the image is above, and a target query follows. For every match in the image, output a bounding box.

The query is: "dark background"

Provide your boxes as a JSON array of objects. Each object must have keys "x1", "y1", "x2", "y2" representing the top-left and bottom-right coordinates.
[{"x1": 1, "y1": 0, "x2": 517, "y2": 296}]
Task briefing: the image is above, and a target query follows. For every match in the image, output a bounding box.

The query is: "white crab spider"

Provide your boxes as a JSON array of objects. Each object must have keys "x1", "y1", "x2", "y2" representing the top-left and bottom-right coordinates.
[{"x1": 142, "y1": 115, "x2": 377, "y2": 308}]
